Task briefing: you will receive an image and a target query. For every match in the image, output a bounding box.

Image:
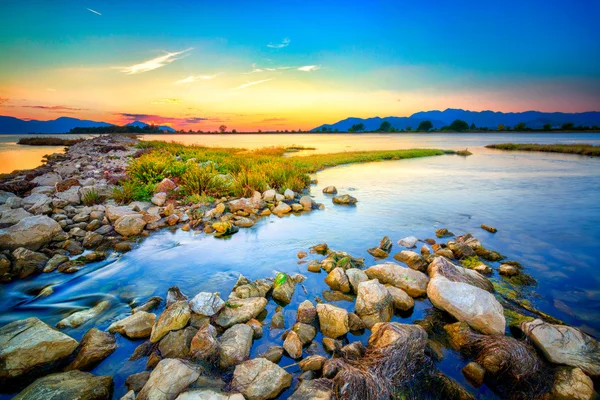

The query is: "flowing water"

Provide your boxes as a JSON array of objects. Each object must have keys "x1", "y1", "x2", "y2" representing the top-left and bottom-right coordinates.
[{"x1": 1, "y1": 133, "x2": 600, "y2": 398}]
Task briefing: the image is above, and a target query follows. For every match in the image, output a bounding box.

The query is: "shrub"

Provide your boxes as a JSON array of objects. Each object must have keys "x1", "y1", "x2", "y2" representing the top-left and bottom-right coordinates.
[
  {"x1": 179, "y1": 163, "x2": 232, "y2": 197},
  {"x1": 112, "y1": 180, "x2": 155, "y2": 204},
  {"x1": 81, "y1": 188, "x2": 102, "y2": 206}
]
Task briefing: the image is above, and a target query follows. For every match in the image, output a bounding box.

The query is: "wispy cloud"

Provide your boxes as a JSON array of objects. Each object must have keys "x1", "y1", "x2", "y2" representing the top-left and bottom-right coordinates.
[
  {"x1": 86, "y1": 8, "x2": 102, "y2": 16},
  {"x1": 244, "y1": 64, "x2": 292, "y2": 74},
  {"x1": 298, "y1": 65, "x2": 321, "y2": 72},
  {"x1": 22, "y1": 105, "x2": 88, "y2": 111},
  {"x1": 0, "y1": 97, "x2": 9, "y2": 106},
  {"x1": 151, "y1": 98, "x2": 181, "y2": 105},
  {"x1": 260, "y1": 117, "x2": 288, "y2": 122},
  {"x1": 231, "y1": 78, "x2": 274, "y2": 90},
  {"x1": 117, "y1": 113, "x2": 209, "y2": 126},
  {"x1": 119, "y1": 48, "x2": 193, "y2": 75},
  {"x1": 267, "y1": 38, "x2": 290, "y2": 49},
  {"x1": 173, "y1": 74, "x2": 217, "y2": 84}
]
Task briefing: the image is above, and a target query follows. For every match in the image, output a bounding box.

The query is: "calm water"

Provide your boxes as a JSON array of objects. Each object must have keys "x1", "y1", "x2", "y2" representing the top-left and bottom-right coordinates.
[{"x1": 1, "y1": 133, "x2": 600, "y2": 398}]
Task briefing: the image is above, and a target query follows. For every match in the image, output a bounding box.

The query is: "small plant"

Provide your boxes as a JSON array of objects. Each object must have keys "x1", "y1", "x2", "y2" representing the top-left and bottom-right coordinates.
[
  {"x1": 112, "y1": 180, "x2": 155, "y2": 204},
  {"x1": 180, "y1": 163, "x2": 232, "y2": 197},
  {"x1": 81, "y1": 188, "x2": 102, "y2": 206}
]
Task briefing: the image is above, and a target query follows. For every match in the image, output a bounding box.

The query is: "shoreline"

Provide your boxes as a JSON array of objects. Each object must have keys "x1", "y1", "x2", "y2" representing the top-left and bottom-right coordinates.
[{"x1": 0, "y1": 135, "x2": 598, "y2": 399}]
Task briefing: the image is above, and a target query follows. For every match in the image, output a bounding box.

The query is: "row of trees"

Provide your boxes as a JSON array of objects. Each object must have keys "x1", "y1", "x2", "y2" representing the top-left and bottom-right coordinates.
[{"x1": 70, "y1": 125, "x2": 168, "y2": 134}]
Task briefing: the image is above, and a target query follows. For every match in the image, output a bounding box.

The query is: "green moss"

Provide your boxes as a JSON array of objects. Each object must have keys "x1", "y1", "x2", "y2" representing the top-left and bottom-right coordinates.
[
  {"x1": 503, "y1": 272, "x2": 537, "y2": 286},
  {"x1": 492, "y1": 280, "x2": 520, "y2": 300},
  {"x1": 504, "y1": 309, "x2": 534, "y2": 327},
  {"x1": 225, "y1": 301, "x2": 242, "y2": 309},
  {"x1": 475, "y1": 246, "x2": 505, "y2": 261},
  {"x1": 273, "y1": 272, "x2": 288, "y2": 289},
  {"x1": 460, "y1": 256, "x2": 482, "y2": 269}
]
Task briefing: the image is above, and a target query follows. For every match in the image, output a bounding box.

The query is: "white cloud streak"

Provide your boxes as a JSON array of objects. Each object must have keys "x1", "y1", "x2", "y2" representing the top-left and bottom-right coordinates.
[
  {"x1": 297, "y1": 65, "x2": 321, "y2": 72},
  {"x1": 231, "y1": 78, "x2": 274, "y2": 90},
  {"x1": 119, "y1": 48, "x2": 193, "y2": 75},
  {"x1": 244, "y1": 64, "x2": 292, "y2": 74},
  {"x1": 267, "y1": 38, "x2": 290, "y2": 49},
  {"x1": 151, "y1": 98, "x2": 181, "y2": 105},
  {"x1": 173, "y1": 74, "x2": 217, "y2": 84},
  {"x1": 86, "y1": 8, "x2": 102, "y2": 16}
]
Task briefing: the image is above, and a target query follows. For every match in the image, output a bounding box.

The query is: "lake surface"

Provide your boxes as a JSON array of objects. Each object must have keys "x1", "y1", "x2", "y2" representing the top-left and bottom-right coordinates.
[{"x1": 1, "y1": 133, "x2": 599, "y2": 398}]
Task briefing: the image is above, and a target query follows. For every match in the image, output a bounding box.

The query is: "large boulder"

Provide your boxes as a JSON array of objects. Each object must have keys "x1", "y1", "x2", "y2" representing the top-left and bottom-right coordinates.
[
  {"x1": 332, "y1": 194, "x2": 357, "y2": 205},
  {"x1": 32, "y1": 172, "x2": 62, "y2": 187},
  {"x1": 190, "y1": 324, "x2": 219, "y2": 361},
  {"x1": 105, "y1": 205, "x2": 138, "y2": 222},
  {"x1": 552, "y1": 367, "x2": 595, "y2": 400},
  {"x1": 521, "y1": 319, "x2": 600, "y2": 376},
  {"x1": 0, "y1": 215, "x2": 62, "y2": 250},
  {"x1": 219, "y1": 324, "x2": 254, "y2": 369},
  {"x1": 231, "y1": 358, "x2": 292, "y2": 400},
  {"x1": 427, "y1": 275, "x2": 505, "y2": 335},
  {"x1": 14, "y1": 371, "x2": 112, "y2": 400},
  {"x1": 158, "y1": 327, "x2": 196, "y2": 359},
  {"x1": 65, "y1": 328, "x2": 117, "y2": 371},
  {"x1": 316, "y1": 303, "x2": 349, "y2": 338},
  {"x1": 11, "y1": 247, "x2": 48, "y2": 279},
  {"x1": 324, "y1": 267, "x2": 351, "y2": 293},
  {"x1": 176, "y1": 389, "x2": 244, "y2": 400},
  {"x1": 189, "y1": 292, "x2": 225, "y2": 316},
  {"x1": 215, "y1": 297, "x2": 268, "y2": 328},
  {"x1": 0, "y1": 317, "x2": 79, "y2": 383},
  {"x1": 355, "y1": 279, "x2": 394, "y2": 328},
  {"x1": 345, "y1": 268, "x2": 368, "y2": 293},
  {"x1": 150, "y1": 300, "x2": 191, "y2": 343},
  {"x1": 272, "y1": 202, "x2": 292, "y2": 217},
  {"x1": 138, "y1": 359, "x2": 200, "y2": 400},
  {"x1": 114, "y1": 214, "x2": 146, "y2": 237},
  {"x1": 428, "y1": 256, "x2": 493, "y2": 292},
  {"x1": 364, "y1": 262, "x2": 429, "y2": 297},
  {"x1": 108, "y1": 311, "x2": 156, "y2": 339},
  {"x1": 0, "y1": 208, "x2": 32, "y2": 225},
  {"x1": 393, "y1": 250, "x2": 428, "y2": 272}
]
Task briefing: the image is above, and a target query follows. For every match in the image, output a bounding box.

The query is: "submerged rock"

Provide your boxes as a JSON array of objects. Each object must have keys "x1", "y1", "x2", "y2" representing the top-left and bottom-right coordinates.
[
  {"x1": 65, "y1": 328, "x2": 117, "y2": 371},
  {"x1": 316, "y1": 303, "x2": 349, "y2": 338},
  {"x1": 368, "y1": 322, "x2": 427, "y2": 348},
  {"x1": 521, "y1": 319, "x2": 600, "y2": 376},
  {"x1": 138, "y1": 358, "x2": 200, "y2": 400},
  {"x1": 355, "y1": 279, "x2": 394, "y2": 328},
  {"x1": 57, "y1": 301, "x2": 110, "y2": 329},
  {"x1": 176, "y1": 389, "x2": 244, "y2": 400},
  {"x1": 364, "y1": 262, "x2": 429, "y2": 297},
  {"x1": 14, "y1": 371, "x2": 112, "y2": 400},
  {"x1": 322, "y1": 186, "x2": 337, "y2": 194},
  {"x1": 397, "y1": 236, "x2": 418, "y2": 248},
  {"x1": 0, "y1": 317, "x2": 79, "y2": 383},
  {"x1": 0, "y1": 215, "x2": 62, "y2": 251},
  {"x1": 219, "y1": 324, "x2": 254, "y2": 369},
  {"x1": 231, "y1": 358, "x2": 292, "y2": 400},
  {"x1": 150, "y1": 300, "x2": 191, "y2": 343},
  {"x1": 332, "y1": 194, "x2": 357, "y2": 205},
  {"x1": 289, "y1": 378, "x2": 334, "y2": 400}
]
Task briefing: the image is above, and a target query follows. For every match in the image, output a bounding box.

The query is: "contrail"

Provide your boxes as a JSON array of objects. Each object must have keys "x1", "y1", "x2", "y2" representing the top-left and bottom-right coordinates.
[{"x1": 86, "y1": 8, "x2": 102, "y2": 16}]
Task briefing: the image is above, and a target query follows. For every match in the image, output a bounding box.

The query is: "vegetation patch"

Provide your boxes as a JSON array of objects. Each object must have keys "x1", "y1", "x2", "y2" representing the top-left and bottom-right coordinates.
[
  {"x1": 460, "y1": 256, "x2": 482, "y2": 269},
  {"x1": 17, "y1": 137, "x2": 85, "y2": 146},
  {"x1": 486, "y1": 143, "x2": 600, "y2": 157}
]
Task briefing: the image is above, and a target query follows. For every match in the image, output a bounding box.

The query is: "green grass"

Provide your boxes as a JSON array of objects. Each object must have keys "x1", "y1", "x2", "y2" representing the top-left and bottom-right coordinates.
[
  {"x1": 112, "y1": 140, "x2": 452, "y2": 203},
  {"x1": 486, "y1": 143, "x2": 600, "y2": 156}
]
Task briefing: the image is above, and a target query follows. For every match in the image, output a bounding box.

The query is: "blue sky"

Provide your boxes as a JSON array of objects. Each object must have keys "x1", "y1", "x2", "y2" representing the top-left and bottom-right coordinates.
[{"x1": 1, "y1": 0, "x2": 598, "y2": 129}]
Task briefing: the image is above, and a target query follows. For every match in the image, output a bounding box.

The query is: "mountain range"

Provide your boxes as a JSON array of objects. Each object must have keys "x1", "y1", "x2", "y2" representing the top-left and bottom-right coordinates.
[
  {"x1": 312, "y1": 109, "x2": 600, "y2": 132},
  {"x1": 0, "y1": 116, "x2": 175, "y2": 134}
]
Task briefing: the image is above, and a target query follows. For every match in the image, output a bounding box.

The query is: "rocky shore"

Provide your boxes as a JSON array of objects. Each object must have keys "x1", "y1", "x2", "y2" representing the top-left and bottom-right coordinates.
[{"x1": 0, "y1": 136, "x2": 598, "y2": 399}]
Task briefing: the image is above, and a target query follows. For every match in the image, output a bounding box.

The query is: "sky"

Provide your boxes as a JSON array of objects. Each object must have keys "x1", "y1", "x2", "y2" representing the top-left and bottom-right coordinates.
[{"x1": 0, "y1": 0, "x2": 599, "y2": 131}]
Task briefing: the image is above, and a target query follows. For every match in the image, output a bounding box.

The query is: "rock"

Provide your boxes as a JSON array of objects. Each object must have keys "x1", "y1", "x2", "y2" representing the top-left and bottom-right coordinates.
[
  {"x1": 499, "y1": 264, "x2": 519, "y2": 276},
  {"x1": 105, "y1": 205, "x2": 137, "y2": 222},
  {"x1": 156, "y1": 178, "x2": 177, "y2": 193},
  {"x1": 293, "y1": 322, "x2": 317, "y2": 344},
  {"x1": 447, "y1": 241, "x2": 476, "y2": 259},
  {"x1": 481, "y1": 224, "x2": 497, "y2": 233},
  {"x1": 0, "y1": 215, "x2": 63, "y2": 251},
  {"x1": 283, "y1": 330, "x2": 303, "y2": 359},
  {"x1": 56, "y1": 178, "x2": 81, "y2": 192},
  {"x1": 0, "y1": 208, "x2": 32, "y2": 225},
  {"x1": 108, "y1": 311, "x2": 156, "y2": 339},
  {"x1": 299, "y1": 195, "x2": 313, "y2": 211},
  {"x1": 212, "y1": 221, "x2": 238, "y2": 237},
  {"x1": 270, "y1": 311, "x2": 285, "y2": 329},
  {"x1": 552, "y1": 367, "x2": 595, "y2": 400},
  {"x1": 32, "y1": 172, "x2": 62, "y2": 186},
  {"x1": 114, "y1": 214, "x2": 146, "y2": 237},
  {"x1": 219, "y1": 324, "x2": 254, "y2": 369},
  {"x1": 316, "y1": 303, "x2": 349, "y2": 338},
  {"x1": 348, "y1": 312, "x2": 365, "y2": 331},
  {"x1": 368, "y1": 322, "x2": 427, "y2": 348},
  {"x1": 190, "y1": 324, "x2": 219, "y2": 361},
  {"x1": 345, "y1": 268, "x2": 368, "y2": 293},
  {"x1": 262, "y1": 189, "x2": 277, "y2": 201},
  {"x1": 230, "y1": 278, "x2": 272, "y2": 299},
  {"x1": 126, "y1": 371, "x2": 151, "y2": 392},
  {"x1": 322, "y1": 337, "x2": 342, "y2": 352},
  {"x1": 428, "y1": 256, "x2": 493, "y2": 292},
  {"x1": 272, "y1": 272, "x2": 296, "y2": 304},
  {"x1": 233, "y1": 216, "x2": 254, "y2": 227},
  {"x1": 57, "y1": 300, "x2": 110, "y2": 329},
  {"x1": 322, "y1": 186, "x2": 337, "y2": 194},
  {"x1": 22, "y1": 193, "x2": 49, "y2": 210},
  {"x1": 0, "y1": 317, "x2": 79, "y2": 383},
  {"x1": 394, "y1": 250, "x2": 428, "y2": 272},
  {"x1": 11, "y1": 247, "x2": 48, "y2": 278},
  {"x1": 332, "y1": 194, "x2": 357, "y2": 205},
  {"x1": 272, "y1": 202, "x2": 292, "y2": 217},
  {"x1": 215, "y1": 297, "x2": 267, "y2": 328},
  {"x1": 176, "y1": 389, "x2": 244, "y2": 400},
  {"x1": 385, "y1": 285, "x2": 414, "y2": 311},
  {"x1": 436, "y1": 228, "x2": 454, "y2": 238},
  {"x1": 355, "y1": 279, "x2": 394, "y2": 328},
  {"x1": 324, "y1": 267, "x2": 351, "y2": 293},
  {"x1": 83, "y1": 232, "x2": 104, "y2": 248},
  {"x1": 260, "y1": 346, "x2": 284, "y2": 364},
  {"x1": 166, "y1": 286, "x2": 187, "y2": 307},
  {"x1": 151, "y1": 192, "x2": 167, "y2": 206},
  {"x1": 289, "y1": 379, "x2": 333, "y2": 400},
  {"x1": 397, "y1": 236, "x2": 418, "y2": 248},
  {"x1": 291, "y1": 203, "x2": 303, "y2": 212},
  {"x1": 297, "y1": 300, "x2": 317, "y2": 324},
  {"x1": 246, "y1": 319, "x2": 263, "y2": 339},
  {"x1": 298, "y1": 355, "x2": 327, "y2": 371},
  {"x1": 138, "y1": 359, "x2": 200, "y2": 400},
  {"x1": 14, "y1": 371, "x2": 112, "y2": 400},
  {"x1": 55, "y1": 186, "x2": 81, "y2": 205},
  {"x1": 475, "y1": 247, "x2": 505, "y2": 262},
  {"x1": 521, "y1": 319, "x2": 600, "y2": 376},
  {"x1": 158, "y1": 326, "x2": 196, "y2": 359},
  {"x1": 5, "y1": 196, "x2": 22, "y2": 208},
  {"x1": 150, "y1": 300, "x2": 191, "y2": 343},
  {"x1": 364, "y1": 262, "x2": 429, "y2": 297},
  {"x1": 367, "y1": 247, "x2": 389, "y2": 258},
  {"x1": 462, "y1": 362, "x2": 485, "y2": 387},
  {"x1": 65, "y1": 328, "x2": 117, "y2": 371},
  {"x1": 421, "y1": 245, "x2": 431, "y2": 256},
  {"x1": 231, "y1": 358, "x2": 292, "y2": 400},
  {"x1": 189, "y1": 292, "x2": 225, "y2": 316},
  {"x1": 0, "y1": 190, "x2": 17, "y2": 204},
  {"x1": 284, "y1": 188, "x2": 295, "y2": 199},
  {"x1": 427, "y1": 274, "x2": 505, "y2": 335}
]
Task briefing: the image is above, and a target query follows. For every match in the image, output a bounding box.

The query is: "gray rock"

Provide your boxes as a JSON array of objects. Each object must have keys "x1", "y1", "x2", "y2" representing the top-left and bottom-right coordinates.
[
  {"x1": 0, "y1": 190, "x2": 18, "y2": 204},
  {"x1": 215, "y1": 297, "x2": 268, "y2": 328},
  {"x1": 364, "y1": 262, "x2": 429, "y2": 297},
  {"x1": 151, "y1": 192, "x2": 167, "y2": 206},
  {"x1": 189, "y1": 292, "x2": 225, "y2": 316},
  {"x1": 176, "y1": 389, "x2": 244, "y2": 400},
  {"x1": 55, "y1": 186, "x2": 81, "y2": 205},
  {"x1": 0, "y1": 215, "x2": 63, "y2": 251},
  {"x1": 32, "y1": 172, "x2": 62, "y2": 186},
  {"x1": 4, "y1": 196, "x2": 23, "y2": 208},
  {"x1": 14, "y1": 370, "x2": 112, "y2": 400},
  {"x1": 272, "y1": 272, "x2": 296, "y2": 304},
  {"x1": 332, "y1": 194, "x2": 357, "y2": 205},
  {"x1": 105, "y1": 205, "x2": 137, "y2": 222},
  {"x1": 289, "y1": 379, "x2": 333, "y2": 400},
  {"x1": 138, "y1": 358, "x2": 200, "y2": 400},
  {"x1": 219, "y1": 324, "x2": 254, "y2": 369},
  {"x1": 150, "y1": 300, "x2": 191, "y2": 343},
  {"x1": 114, "y1": 214, "x2": 146, "y2": 237},
  {"x1": 397, "y1": 236, "x2": 418, "y2": 248},
  {"x1": 355, "y1": 279, "x2": 394, "y2": 328},
  {"x1": 11, "y1": 247, "x2": 48, "y2": 278},
  {"x1": 0, "y1": 208, "x2": 32, "y2": 225},
  {"x1": 345, "y1": 268, "x2": 369, "y2": 294},
  {"x1": 231, "y1": 358, "x2": 292, "y2": 400}
]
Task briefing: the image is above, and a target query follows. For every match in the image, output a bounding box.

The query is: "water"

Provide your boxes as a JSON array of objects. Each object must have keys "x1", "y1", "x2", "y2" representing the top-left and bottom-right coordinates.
[{"x1": 1, "y1": 133, "x2": 599, "y2": 398}]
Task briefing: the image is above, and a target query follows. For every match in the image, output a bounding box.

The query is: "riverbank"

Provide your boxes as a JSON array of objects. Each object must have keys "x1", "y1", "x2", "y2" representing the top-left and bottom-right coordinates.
[
  {"x1": 0, "y1": 135, "x2": 598, "y2": 399},
  {"x1": 486, "y1": 143, "x2": 600, "y2": 156}
]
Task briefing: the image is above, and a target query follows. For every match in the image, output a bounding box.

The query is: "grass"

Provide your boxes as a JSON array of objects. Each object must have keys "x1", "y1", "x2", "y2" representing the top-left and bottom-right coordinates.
[
  {"x1": 17, "y1": 137, "x2": 85, "y2": 146},
  {"x1": 486, "y1": 143, "x2": 600, "y2": 156},
  {"x1": 111, "y1": 140, "x2": 452, "y2": 203},
  {"x1": 81, "y1": 188, "x2": 102, "y2": 206},
  {"x1": 283, "y1": 145, "x2": 317, "y2": 153}
]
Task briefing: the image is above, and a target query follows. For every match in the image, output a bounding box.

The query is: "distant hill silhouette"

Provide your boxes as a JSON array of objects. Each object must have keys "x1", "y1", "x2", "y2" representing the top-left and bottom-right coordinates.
[
  {"x1": 0, "y1": 116, "x2": 176, "y2": 134},
  {"x1": 312, "y1": 109, "x2": 600, "y2": 132}
]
